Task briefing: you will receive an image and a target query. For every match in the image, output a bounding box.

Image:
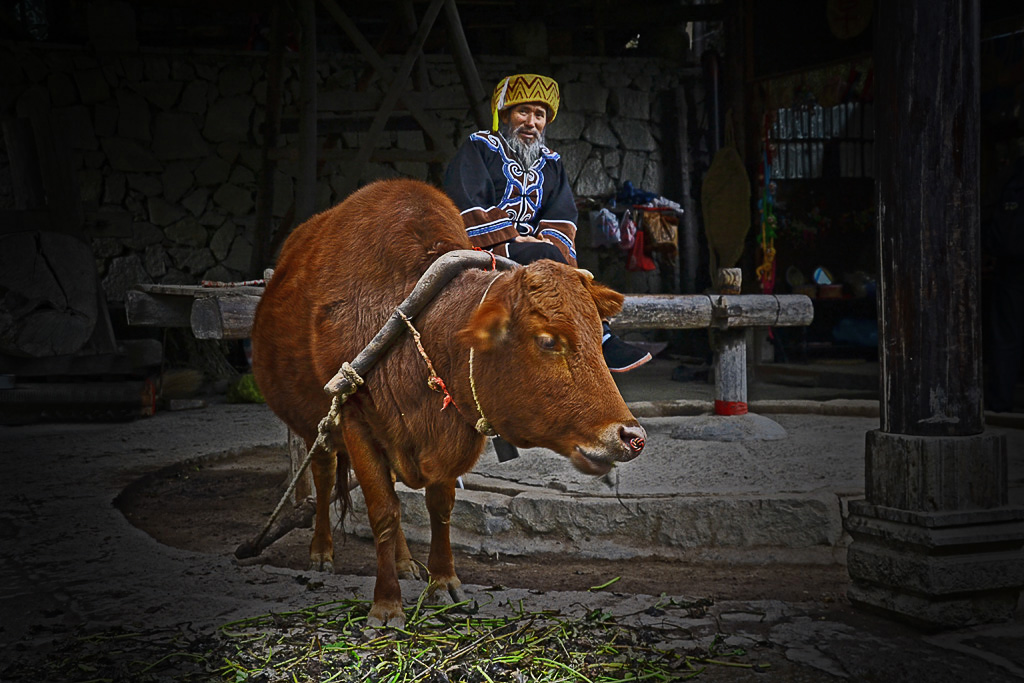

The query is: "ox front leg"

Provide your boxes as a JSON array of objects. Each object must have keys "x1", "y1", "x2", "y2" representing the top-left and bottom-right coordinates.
[
  {"x1": 424, "y1": 481, "x2": 467, "y2": 605},
  {"x1": 347, "y1": 434, "x2": 406, "y2": 628},
  {"x1": 308, "y1": 446, "x2": 337, "y2": 572}
]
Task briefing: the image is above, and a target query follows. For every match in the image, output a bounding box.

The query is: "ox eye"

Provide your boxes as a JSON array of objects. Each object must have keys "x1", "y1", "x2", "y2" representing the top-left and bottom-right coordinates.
[{"x1": 535, "y1": 334, "x2": 562, "y2": 353}]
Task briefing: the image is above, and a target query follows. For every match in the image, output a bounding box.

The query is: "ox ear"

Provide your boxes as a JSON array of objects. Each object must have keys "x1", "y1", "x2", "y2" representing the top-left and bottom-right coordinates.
[
  {"x1": 580, "y1": 272, "x2": 625, "y2": 319},
  {"x1": 457, "y1": 297, "x2": 510, "y2": 351}
]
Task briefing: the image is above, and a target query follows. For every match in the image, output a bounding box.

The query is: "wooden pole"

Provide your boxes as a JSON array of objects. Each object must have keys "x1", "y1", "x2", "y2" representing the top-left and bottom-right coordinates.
[
  {"x1": 252, "y1": 0, "x2": 286, "y2": 275},
  {"x1": 676, "y1": 85, "x2": 699, "y2": 294},
  {"x1": 296, "y1": 0, "x2": 317, "y2": 224}
]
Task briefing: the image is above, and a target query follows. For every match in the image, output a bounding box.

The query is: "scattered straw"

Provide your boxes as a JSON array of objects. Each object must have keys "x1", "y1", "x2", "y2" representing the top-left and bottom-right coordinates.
[{"x1": 2, "y1": 590, "x2": 770, "y2": 682}]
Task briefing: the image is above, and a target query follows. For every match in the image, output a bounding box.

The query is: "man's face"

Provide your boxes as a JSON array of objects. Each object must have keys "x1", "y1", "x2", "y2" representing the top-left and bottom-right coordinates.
[{"x1": 501, "y1": 103, "x2": 548, "y2": 143}]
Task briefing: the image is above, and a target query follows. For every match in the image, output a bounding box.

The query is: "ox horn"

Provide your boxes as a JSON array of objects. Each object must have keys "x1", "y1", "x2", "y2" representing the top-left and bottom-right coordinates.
[{"x1": 576, "y1": 268, "x2": 595, "y2": 280}]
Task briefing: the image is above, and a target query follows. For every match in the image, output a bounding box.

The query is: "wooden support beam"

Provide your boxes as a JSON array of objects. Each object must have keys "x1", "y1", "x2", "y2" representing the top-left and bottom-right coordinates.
[
  {"x1": 267, "y1": 147, "x2": 451, "y2": 163},
  {"x1": 318, "y1": 0, "x2": 454, "y2": 157},
  {"x1": 340, "y1": 0, "x2": 445, "y2": 194},
  {"x1": 444, "y1": 0, "x2": 489, "y2": 131}
]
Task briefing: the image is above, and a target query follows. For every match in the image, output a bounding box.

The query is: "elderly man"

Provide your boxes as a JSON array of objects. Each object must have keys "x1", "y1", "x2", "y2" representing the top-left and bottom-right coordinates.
[{"x1": 444, "y1": 73, "x2": 651, "y2": 372}]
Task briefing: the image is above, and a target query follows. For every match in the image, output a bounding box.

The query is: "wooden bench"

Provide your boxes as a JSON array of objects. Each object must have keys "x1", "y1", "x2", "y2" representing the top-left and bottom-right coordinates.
[{"x1": 127, "y1": 281, "x2": 813, "y2": 416}]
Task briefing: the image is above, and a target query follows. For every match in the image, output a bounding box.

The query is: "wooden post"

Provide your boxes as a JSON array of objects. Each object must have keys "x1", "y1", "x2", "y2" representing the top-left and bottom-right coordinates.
[
  {"x1": 713, "y1": 267, "x2": 746, "y2": 415},
  {"x1": 676, "y1": 84, "x2": 699, "y2": 294},
  {"x1": 296, "y1": 0, "x2": 317, "y2": 224},
  {"x1": 288, "y1": 431, "x2": 313, "y2": 503},
  {"x1": 252, "y1": 0, "x2": 286, "y2": 276},
  {"x1": 714, "y1": 326, "x2": 747, "y2": 416},
  {"x1": 846, "y1": 0, "x2": 1024, "y2": 628}
]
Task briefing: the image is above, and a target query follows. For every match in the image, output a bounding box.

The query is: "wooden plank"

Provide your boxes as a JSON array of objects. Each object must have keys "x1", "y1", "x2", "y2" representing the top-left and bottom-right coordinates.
[
  {"x1": 191, "y1": 295, "x2": 261, "y2": 340},
  {"x1": 135, "y1": 283, "x2": 265, "y2": 297},
  {"x1": 125, "y1": 289, "x2": 193, "y2": 328},
  {"x1": 267, "y1": 147, "x2": 451, "y2": 163}
]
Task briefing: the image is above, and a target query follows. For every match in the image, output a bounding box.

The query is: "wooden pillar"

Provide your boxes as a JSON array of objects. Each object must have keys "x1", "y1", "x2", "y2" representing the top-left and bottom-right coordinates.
[
  {"x1": 252, "y1": 0, "x2": 286, "y2": 276},
  {"x1": 845, "y1": 0, "x2": 1024, "y2": 628},
  {"x1": 676, "y1": 84, "x2": 699, "y2": 295}
]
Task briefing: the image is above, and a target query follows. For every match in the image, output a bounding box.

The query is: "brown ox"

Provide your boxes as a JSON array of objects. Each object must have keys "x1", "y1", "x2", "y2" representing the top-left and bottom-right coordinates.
[{"x1": 251, "y1": 178, "x2": 645, "y2": 627}]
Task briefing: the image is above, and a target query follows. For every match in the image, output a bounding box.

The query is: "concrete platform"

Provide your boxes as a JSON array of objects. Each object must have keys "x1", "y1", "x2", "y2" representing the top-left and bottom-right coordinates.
[{"x1": 2, "y1": 358, "x2": 1023, "y2": 680}]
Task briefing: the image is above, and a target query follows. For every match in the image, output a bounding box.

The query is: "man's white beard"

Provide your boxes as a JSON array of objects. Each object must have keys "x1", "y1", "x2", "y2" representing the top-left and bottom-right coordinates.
[{"x1": 502, "y1": 123, "x2": 545, "y2": 167}]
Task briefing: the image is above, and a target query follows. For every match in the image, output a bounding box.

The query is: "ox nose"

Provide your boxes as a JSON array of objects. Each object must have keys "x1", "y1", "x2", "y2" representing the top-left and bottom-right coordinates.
[{"x1": 619, "y1": 423, "x2": 646, "y2": 461}]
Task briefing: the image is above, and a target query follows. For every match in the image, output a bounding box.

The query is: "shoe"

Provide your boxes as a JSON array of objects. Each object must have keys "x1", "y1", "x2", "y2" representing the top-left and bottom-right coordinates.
[{"x1": 602, "y1": 325, "x2": 652, "y2": 373}]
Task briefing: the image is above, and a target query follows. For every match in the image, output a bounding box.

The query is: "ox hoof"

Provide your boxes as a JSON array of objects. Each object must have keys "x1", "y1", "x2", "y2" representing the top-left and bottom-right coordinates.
[
  {"x1": 427, "y1": 577, "x2": 467, "y2": 605},
  {"x1": 308, "y1": 552, "x2": 335, "y2": 573},
  {"x1": 397, "y1": 559, "x2": 421, "y2": 580},
  {"x1": 366, "y1": 601, "x2": 406, "y2": 629}
]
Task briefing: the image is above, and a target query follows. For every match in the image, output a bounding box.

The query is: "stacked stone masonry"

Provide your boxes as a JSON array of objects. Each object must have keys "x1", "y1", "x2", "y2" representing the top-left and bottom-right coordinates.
[{"x1": 1, "y1": 45, "x2": 691, "y2": 303}]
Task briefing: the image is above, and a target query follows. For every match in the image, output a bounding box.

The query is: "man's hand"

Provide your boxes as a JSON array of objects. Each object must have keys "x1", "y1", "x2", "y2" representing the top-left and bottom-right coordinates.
[{"x1": 514, "y1": 235, "x2": 546, "y2": 243}]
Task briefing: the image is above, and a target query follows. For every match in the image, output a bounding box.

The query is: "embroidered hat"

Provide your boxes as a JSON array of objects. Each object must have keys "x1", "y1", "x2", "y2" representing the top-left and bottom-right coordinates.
[{"x1": 490, "y1": 73, "x2": 560, "y2": 131}]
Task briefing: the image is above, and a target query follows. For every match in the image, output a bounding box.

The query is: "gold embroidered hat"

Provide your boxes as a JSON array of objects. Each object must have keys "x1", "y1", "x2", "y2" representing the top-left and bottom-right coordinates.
[{"x1": 491, "y1": 73, "x2": 560, "y2": 131}]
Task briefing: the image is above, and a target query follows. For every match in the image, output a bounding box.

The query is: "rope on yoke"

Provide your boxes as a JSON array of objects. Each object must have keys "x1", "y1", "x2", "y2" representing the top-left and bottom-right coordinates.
[
  {"x1": 239, "y1": 250, "x2": 521, "y2": 558},
  {"x1": 398, "y1": 310, "x2": 455, "y2": 410},
  {"x1": 242, "y1": 363, "x2": 363, "y2": 558},
  {"x1": 468, "y1": 273, "x2": 504, "y2": 437}
]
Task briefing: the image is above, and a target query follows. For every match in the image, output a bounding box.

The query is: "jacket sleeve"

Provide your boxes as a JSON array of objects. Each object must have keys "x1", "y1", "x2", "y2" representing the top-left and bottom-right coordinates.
[
  {"x1": 444, "y1": 139, "x2": 519, "y2": 249},
  {"x1": 535, "y1": 159, "x2": 579, "y2": 266}
]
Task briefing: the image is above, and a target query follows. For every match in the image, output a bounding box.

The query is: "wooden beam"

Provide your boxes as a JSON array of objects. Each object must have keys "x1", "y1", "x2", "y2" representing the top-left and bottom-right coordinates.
[
  {"x1": 340, "y1": 0, "x2": 445, "y2": 194},
  {"x1": 125, "y1": 289, "x2": 193, "y2": 328},
  {"x1": 444, "y1": 0, "x2": 490, "y2": 131},
  {"x1": 267, "y1": 147, "x2": 451, "y2": 163},
  {"x1": 400, "y1": 0, "x2": 431, "y2": 92},
  {"x1": 612, "y1": 294, "x2": 813, "y2": 331},
  {"x1": 318, "y1": 0, "x2": 454, "y2": 156}
]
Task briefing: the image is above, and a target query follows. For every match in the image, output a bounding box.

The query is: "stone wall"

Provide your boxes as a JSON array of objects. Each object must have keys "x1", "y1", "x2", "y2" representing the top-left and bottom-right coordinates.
[{"x1": 1, "y1": 44, "x2": 690, "y2": 302}]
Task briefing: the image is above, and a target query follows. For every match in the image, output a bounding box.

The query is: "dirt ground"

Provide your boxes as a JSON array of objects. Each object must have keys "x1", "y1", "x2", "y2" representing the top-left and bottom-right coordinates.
[{"x1": 115, "y1": 446, "x2": 851, "y2": 605}]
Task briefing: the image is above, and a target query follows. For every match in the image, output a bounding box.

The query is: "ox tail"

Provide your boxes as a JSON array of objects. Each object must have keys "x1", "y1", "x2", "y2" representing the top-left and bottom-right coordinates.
[{"x1": 334, "y1": 450, "x2": 352, "y2": 528}]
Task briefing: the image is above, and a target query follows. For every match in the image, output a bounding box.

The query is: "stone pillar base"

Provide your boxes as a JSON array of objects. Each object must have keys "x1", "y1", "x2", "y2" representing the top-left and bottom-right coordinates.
[
  {"x1": 846, "y1": 430, "x2": 1024, "y2": 628},
  {"x1": 846, "y1": 501, "x2": 1024, "y2": 628}
]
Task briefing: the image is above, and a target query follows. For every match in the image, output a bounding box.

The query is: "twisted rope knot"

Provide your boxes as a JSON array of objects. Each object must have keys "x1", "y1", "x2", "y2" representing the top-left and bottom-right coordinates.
[
  {"x1": 337, "y1": 362, "x2": 364, "y2": 398},
  {"x1": 474, "y1": 417, "x2": 496, "y2": 437}
]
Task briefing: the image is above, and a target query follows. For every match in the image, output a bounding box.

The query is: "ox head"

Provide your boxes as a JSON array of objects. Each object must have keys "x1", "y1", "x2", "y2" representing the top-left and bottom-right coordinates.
[{"x1": 457, "y1": 260, "x2": 646, "y2": 475}]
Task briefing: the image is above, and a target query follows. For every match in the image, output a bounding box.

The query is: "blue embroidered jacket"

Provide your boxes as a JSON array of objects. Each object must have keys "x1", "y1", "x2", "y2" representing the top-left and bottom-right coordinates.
[{"x1": 444, "y1": 130, "x2": 578, "y2": 266}]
